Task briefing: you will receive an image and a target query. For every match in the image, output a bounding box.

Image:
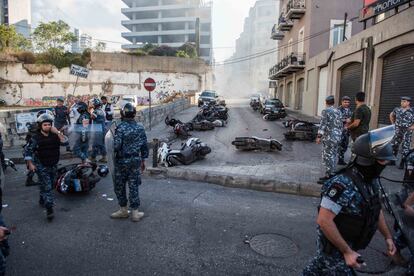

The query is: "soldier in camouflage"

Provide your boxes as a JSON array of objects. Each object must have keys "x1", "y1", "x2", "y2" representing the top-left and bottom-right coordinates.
[
  {"x1": 303, "y1": 126, "x2": 397, "y2": 275},
  {"x1": 316, "y1": 96, "x2": 343, "y2": 184},
  {"x1": 110, "y1": 102, "x2": 149, "y2": 222},
  {"x1": 337, "y1": 96, "x2": 353, "y2": 165},
  {"x1": 89, "y1": 98, "x2": 107, "y2": 163},
  {"x1": 390, "y1": 96, "x2": 414, "y2": 169}
]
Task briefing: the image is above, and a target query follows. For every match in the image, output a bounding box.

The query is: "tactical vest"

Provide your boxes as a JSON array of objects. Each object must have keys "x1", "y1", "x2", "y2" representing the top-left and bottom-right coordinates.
[
  {"x1": 321, "y1": 168, "x2": 382, "y2": 253},
  {"x1": 33, "y1": 132, "x2": 60, "y2": 166},
  {"x1": 104, "y1": 104, "x2": 113, "y2": 121}
]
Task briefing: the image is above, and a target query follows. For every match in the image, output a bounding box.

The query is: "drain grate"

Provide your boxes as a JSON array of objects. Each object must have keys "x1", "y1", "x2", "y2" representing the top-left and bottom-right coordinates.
[
  {"x1": 356, "y1": 246, "x2": 393, "y2": 274},
  {"x1": 249, "y1": 233, "x2": 298, "y2": 258}
]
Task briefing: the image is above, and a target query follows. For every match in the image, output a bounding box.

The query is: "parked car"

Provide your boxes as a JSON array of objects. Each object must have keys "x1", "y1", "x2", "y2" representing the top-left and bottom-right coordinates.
[
  {"x1": 259, "y1": 98, "x2": 287, "y2": 119},
  {"x1": 198, "y1": 90, "x2": 225, "y2": 107}
]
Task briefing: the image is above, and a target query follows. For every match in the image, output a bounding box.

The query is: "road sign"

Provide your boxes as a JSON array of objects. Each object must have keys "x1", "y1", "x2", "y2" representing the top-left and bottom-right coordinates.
[
  {"x1": 144, "y1": 78, "x2": 156, "y2": 92},
  {"x1": 70, "y1": 64, "x2": 89, "y2": 78}
]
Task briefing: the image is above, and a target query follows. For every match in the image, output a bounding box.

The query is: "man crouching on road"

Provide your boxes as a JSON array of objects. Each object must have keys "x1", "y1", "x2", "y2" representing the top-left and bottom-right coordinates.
[
  {"x1": 303, "y1": 126, "x2": 397, "y2": 275},
  {"x1": 24, "y1": 113, "x2": 68, "y2": 221},
  {"x1": 110, "y1": 102, "x2": 149, "y2": 222}
]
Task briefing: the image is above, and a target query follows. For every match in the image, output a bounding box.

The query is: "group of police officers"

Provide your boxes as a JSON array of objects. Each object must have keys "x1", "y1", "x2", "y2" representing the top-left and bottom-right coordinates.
[{"x1": 307, "y1": 92, "x2": 414, "y2": 275}]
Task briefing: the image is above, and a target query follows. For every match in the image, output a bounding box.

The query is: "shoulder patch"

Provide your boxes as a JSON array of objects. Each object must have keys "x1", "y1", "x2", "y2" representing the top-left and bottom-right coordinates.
[{"x1": 326, "y1": 182, "x2": 345, "y2": 201}]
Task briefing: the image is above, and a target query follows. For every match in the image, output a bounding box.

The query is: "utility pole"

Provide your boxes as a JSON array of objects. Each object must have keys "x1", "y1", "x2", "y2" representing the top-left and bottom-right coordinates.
[
  {"x1": 342, "y1": 12, "x2": 348, "y2": 42},
  {"x1": 195, "y1": 17, "x2": 200, "y2": 57}
]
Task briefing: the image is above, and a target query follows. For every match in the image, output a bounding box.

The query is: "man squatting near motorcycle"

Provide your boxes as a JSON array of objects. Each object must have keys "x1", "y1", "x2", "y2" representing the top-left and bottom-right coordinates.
[
  {"x1": 110, "y1": 102, "x2": 149, "y2": 222},
  {"x1": 24, "y1": 113, "x2": 68, "y2": 220},
  {"x1": 316, "y1": 95, "x2": 343, "y2": 185}
]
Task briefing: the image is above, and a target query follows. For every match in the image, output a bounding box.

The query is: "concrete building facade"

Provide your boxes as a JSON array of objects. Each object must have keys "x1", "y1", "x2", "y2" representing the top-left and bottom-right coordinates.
[
  {"x1": 226, "y1": 0, "x2": 278, "y2": 95},
  {"x1": 121, "y1": 0, "x2": 212, "y2": 64},
  {"x1": 302, "y1": 4, "x2": 414, "y2": 128},
  {"x1": 1, "y1": 0, "x2": 31, "y2": 38},
  {"x1": 269, "y1": 0, "x2": 365, "y2": 111},
  {"x1": 72, "y1": 29, "x2": 93, "y2": 53}
]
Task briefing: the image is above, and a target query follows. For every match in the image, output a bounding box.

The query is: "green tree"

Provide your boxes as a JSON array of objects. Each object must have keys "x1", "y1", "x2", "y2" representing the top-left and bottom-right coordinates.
[
  {"x1": 94, "y1": 42, "x2": 106, "y2": 52},
  {"x1": 176, "y1": 50, "x2": 190, "y2": 58},
  {"x1": 178, "y1": 42, "x2": 197, "y2": 58},
  {"x1": 142, "y1": 43, "x2": 156, "y2": 53},
  {"x1": 32, "y1": 20, "x2": 76, "y2": 53},
  {"x1": 149, "y1": 45, "x2": 177, "y2": 56},
  {"x1": 0, "y1": 25, "x2": 31, "y2": 51}
]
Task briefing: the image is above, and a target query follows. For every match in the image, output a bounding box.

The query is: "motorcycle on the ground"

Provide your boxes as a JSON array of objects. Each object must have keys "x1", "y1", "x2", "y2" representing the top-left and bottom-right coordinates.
[
  {"x1": 165, "y1": 117, "x2": 191, "y2": 138},
  {"x1": 283, "y1": 119, "x2": 320, "y2": 141},
  {"x1": 157, "y1": 138, "x2": 211, "y2": 167},
  {"x1": 231, "y1": 136, "x2": 282, "y2": 152}
]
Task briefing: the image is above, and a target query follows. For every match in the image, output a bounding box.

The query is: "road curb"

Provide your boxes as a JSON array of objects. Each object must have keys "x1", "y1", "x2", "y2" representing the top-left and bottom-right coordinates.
[{"x1": 146, "y1": 167, "x2": 321, "y2": 197}]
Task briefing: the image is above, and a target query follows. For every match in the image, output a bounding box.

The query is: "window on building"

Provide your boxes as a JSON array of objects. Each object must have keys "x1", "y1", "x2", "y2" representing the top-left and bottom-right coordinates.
[
  {"x1": 200, "y1": 48, "x2": 210, "y2": 57},
  {"x1": 201, "y1": 23, "x2": 210, "y2": 32},
  {"x1": 287, "y1": 38, "x2": 293, "y2": 55},
  {"x1": 329, "y1": 20, "x2": 352, "y2": 48},
  {"x1": 161, "y1": 34, "x2": 185, "y2": 43},
  {"x1": 200, "y1": 36, "x2": 210, "y2": 44},
  {"x1": 161, "y1": 22, "x2": 185, "y2": 31},
  {"x1": 298, "y1": 27, "x2": 305, "y2": 54}
]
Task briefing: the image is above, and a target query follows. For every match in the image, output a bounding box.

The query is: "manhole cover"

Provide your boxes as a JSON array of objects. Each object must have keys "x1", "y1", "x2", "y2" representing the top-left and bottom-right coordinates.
[
  {"x1": 356, "y1": 246, "x2": 392, "y2": 274},
  {"x1": 249, "y1": 234, "x2": 298, "y2": 258}
]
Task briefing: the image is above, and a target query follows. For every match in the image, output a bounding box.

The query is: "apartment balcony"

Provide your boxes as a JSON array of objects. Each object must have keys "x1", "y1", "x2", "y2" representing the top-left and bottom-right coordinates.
[
  {"x1": 286, "y1": 0, "x2": 306, "y2": 20},
  {"x1": 269, "y1": 53, "x2": 306, "y2": 80},
  {"x1": 270, "y1": 24, "x2": 284, "y2": 40},
  {"x1": 277, "y1": 14, "x2": 293, "y2": 32}
]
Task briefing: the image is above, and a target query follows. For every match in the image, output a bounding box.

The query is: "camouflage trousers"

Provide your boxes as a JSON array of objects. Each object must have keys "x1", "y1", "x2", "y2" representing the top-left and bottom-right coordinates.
[
  {"x1": 114, "y1": 161, "x2": 142, "y2": 210},
  {"x1": 394, "y1": 229, "x2": 414, "y2": 275},
  {"x1": 73, "y1": 141, "x2": 89, "y2": 162},
  {"x1": 303, "y1": 252, "x2": 356, "y2": 276},
  {"x1": 322, "y1": 140, "x2": 339, "y2": 176},
  {"x1": 338, "y1": 132, "x2": 350, "y2": 161},
  {"x1": 392, "y1": 127, "x2": 413, "y2": 158},
  {"x1": 36, "y1": 164, "x2": 57, "y2": 209}
]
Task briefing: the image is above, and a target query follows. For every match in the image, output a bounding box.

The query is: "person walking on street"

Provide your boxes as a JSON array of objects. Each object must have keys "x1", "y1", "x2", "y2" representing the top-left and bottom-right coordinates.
[
  {"x1": 316, "y1": 96, "x2": 343, "y2": 185},
  {"x1": 110, "y1": 102, "x2": 149, "y2": 222},
  {"x1": 389, "y1": 96, "x2": 414, "y2": 169},
  {"x1": 53, "y1": 97, "x2": 70, "y2": 152},
  {"x1": 72, "y1": 102, "x2": 91, "y2": 164},
  {"x1": 90, "y1": 98, "x2": 107, "y2": 163},
  {"x1": 101, "y1": 96, "x2": 114, "y2": 132},
  {"x1": 337, "y1": 96, "x2": 353, "y2": 165},
  {"x1": 303, "y1": 126, "x2": 397, "y2": 275},
  {"x1": 24, "y1": 113, "x2": 68, "y2": 220},
  {"x1": 346, "y1": 92, "x2": 371, "y2": 142}
]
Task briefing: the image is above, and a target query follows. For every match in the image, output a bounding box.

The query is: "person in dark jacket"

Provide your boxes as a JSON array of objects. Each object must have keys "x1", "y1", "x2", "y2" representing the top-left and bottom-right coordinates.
[{"x1": 53, "y1": 97, "x2": 70, "y2": 152}]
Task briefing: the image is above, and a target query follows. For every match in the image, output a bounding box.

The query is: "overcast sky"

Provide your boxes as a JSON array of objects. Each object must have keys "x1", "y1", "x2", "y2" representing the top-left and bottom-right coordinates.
[{"x1": 31, "y1": 0, "x2": 258, "y2": 62}]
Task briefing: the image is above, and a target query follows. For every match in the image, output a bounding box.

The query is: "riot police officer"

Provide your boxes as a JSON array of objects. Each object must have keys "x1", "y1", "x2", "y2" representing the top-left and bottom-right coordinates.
[
  {"x1": 24, "y1": 113, "x2": 68, "y2": 220},
  {"x1": 390, "y1": 96, "x2": 414, "y2": 169},
  {"x1": 109, "y1": 103, "x2": 149, "y2": 222},
  {"x1": 316, "y1": 96, "x2": 343, "y2": 184},
  {"x1": 89, "y1": 98, "x2": 107, "y2": 163},
  {"x1": 303, "y1": 126, "x2": 397, "y2": 275},
  {"x1": 101, "y1": 96, "x2": 114, "y2": 132},
  {"x1": 337, "y1": 96, "x2": 352, "y2": 165},
  {"x1": 72, "y1": 102, "x2": 91, "y2": 163}
]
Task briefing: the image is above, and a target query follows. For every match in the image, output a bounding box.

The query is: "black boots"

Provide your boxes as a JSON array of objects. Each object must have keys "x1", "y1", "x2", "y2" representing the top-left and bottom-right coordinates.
[{"x1": 46, "y1": 207, "x2": 54, "y2": 221}]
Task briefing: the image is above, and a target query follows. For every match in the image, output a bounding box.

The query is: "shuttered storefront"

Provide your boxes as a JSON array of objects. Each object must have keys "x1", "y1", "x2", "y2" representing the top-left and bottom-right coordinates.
[
  {"x1": 339, "y1": 62, "x2": 362, "y2": 110},
  {"x1": 378, "y1": 45, "x2": 414, "y2": 125}
]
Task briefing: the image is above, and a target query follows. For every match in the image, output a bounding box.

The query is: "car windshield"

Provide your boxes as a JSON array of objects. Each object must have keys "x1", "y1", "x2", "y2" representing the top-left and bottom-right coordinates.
[
  {"x1": 265, "y1": 100, "x2": 283, "y2": 107},
  {"x1": 201, "y1": 91, "x2": 216, "y2": 98},
  {"x1": 123, "y1": 98, "x2": 134, "y2": 103}
]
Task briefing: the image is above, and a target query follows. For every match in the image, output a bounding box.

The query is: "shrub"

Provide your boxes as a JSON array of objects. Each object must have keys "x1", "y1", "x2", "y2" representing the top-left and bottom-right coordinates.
[
  {"x1": 13, "y1": 51, "x2": 36, "y2": 64},
  {"x1": 149, "y1": 45, "x2": 177, "y2": 57}
]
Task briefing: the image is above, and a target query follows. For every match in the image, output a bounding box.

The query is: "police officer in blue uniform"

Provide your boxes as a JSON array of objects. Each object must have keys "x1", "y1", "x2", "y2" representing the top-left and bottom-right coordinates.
[
  {"x1": 390, "y1": 96, "x2": 414, "y2": 169},
  {"x1": 24, "y1": 113, "x2": 68, "y2": 220},
  {"x1": 90, "y1": 98, "x2": 107, "y2": 163},
  {"x1": 337, "y1": 96, "x2": 353, "y2": 165},
  {"x1": 303, "y1": 126, "x2": 397, "y2": 275},
  {"x1": 110, "y1": 103, "x2": 149, "y2": 222},
  {"x1": 72, "y1": 102, "x2": 91, "y2": 163},
  {"x1": 101, "y1": 96, "x2": 114, "y2": 132}
]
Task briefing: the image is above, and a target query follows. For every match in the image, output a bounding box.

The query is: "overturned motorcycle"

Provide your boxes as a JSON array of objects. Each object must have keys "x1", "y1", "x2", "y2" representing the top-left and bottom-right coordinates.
[
  {"x1": 54, "y1": 162, "x2": 108, "y2": 194},
  {"x1": 231, "y1": 137, "x2": 282, "y2": 152},
  {"x1": 283, "y1": 119, "x2": 319, "y2": 141},
  {"x1": 165, "y1": 117, "x2": 191, "y2": 138},
  {"x1": 158, "y1": 138, "x2": 211, "y2": 167}
]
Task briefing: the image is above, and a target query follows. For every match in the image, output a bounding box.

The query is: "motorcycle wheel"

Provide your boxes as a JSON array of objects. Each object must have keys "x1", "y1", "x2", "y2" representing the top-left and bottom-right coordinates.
[
  {"x1": 284, "y1": 132, "x2": 296, "y2": 140},
  {"x1": 270, "y1": 141, "x2": 282, "y2": 151}
]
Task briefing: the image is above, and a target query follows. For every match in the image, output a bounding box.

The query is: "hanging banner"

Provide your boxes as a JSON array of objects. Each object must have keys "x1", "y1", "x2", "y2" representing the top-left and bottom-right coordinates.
[{"x1": 360, "y1": 0, "x2": 410, "y2": 21}]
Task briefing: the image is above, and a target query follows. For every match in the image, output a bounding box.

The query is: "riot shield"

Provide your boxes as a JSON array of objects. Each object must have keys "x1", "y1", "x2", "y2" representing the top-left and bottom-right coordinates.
[{"x1": 105, "y1": 122, "x2": 117, "y2": 184}]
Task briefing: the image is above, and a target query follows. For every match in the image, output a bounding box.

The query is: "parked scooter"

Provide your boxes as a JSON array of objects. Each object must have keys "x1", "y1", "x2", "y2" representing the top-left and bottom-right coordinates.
[
  {"x1": 158, "y1": 138, "x2": 211, "y2": 167},
  {"x1": 231, "y1": 136, "x2": 282, "y2": 152},
  {"x1": 283, "y1": 119, "x2": 320, "y2": 141}
]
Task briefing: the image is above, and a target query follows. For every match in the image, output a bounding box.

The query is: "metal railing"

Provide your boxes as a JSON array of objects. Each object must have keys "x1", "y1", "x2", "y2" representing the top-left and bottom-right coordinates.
[
  {"x1": 269, "y1": 53, "x2": 306, "y2": 77},
  {"x1": 287, "y1": 0, "x2": 305, "y2": 12}
]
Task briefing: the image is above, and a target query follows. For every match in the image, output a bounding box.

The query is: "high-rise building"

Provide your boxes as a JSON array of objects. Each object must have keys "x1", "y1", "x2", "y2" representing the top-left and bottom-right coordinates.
[
  {"x1": 1, "y1": 0, "x2": 31, "y2": 38},
  {"x1": 72, "y1": 29, "x2": 93, "y2": 53},
  {"x1": 121, "y1": 0, "x2": 213, "y2": 64}
]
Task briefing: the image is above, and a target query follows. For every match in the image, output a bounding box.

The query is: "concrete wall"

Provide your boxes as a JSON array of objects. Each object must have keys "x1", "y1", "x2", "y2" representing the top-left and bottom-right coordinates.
[
  {"x1": 296, "y1": 6, "x2": 414, "y2": 125},
  {"x1": 0, "y1": 54, "x2": 213, "y2": 106}
]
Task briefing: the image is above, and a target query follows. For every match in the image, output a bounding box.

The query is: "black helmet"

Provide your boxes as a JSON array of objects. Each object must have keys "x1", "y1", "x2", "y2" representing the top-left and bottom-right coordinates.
[
  {"x1": 77, "y1": 102, "x2": 88, "y2": 113},
  {"x1": 90, "y1": 98, "x2": 102, "y2": 108},
  {"x1": 97, "y1": 165, "x2": 109, "y2": 177},
  {"x1": 121, "y1": 102, "x2": 136, "y2": 118},
  {"x1": 352, "y1": 125, "x2": 396, "y2": 166},
  {"x1": 37, "y1": 113, "x2": 54, "y2": 125},
  {"x1": 36, "y1": 109, "x2": 54, "y2": 118}
]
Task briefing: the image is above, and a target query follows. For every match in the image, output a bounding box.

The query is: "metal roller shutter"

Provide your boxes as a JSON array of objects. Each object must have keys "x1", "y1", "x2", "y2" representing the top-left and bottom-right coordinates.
[
  {"x1": 339, "y1": 62, "x2": 362, "y2": 110},
  {"x1": 378, "y1": 45, "x2": 414, "y2": 125}
]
